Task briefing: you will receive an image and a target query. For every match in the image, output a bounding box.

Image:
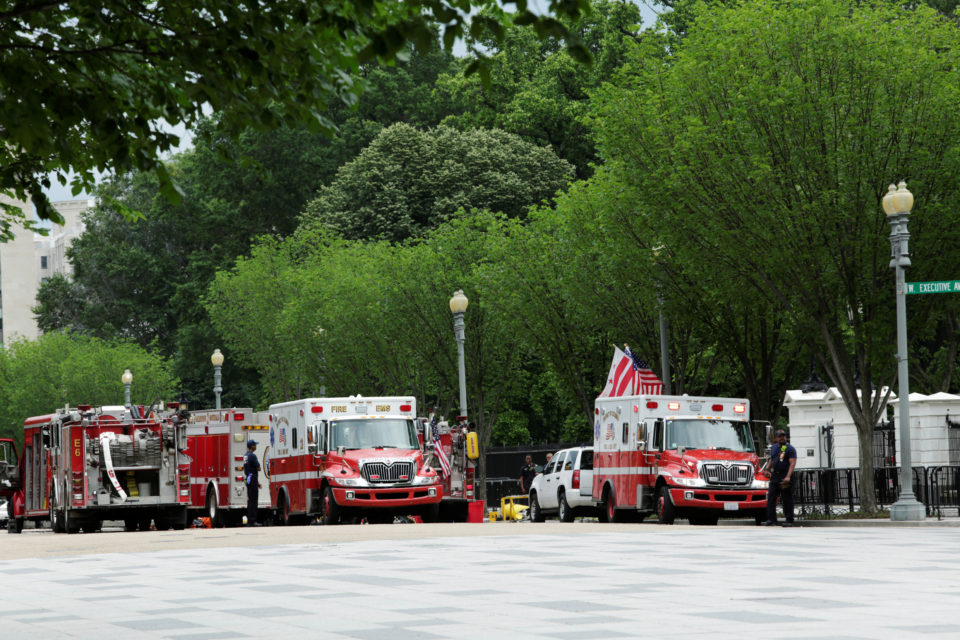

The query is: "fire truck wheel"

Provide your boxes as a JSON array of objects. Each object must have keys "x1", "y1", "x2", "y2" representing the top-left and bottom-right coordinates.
[
  {"x1": 529, "y1": 492, "x2": 545, "y2": 523},
  {"x1": 321, "y1": 487, "x2": 340, "y2": 525},
  {"x1": 558, "y1": 490, "x2": 574, "y2": 523},
  {"x1": 9, "y1": 517, "x2": 24, "y2": 534},
  {"x1": 206, "y1": 488, "x2": 223, "y2": 528},
  {"x1": 50, "y1": 505, "x2": 64, "y2": 533},
  {"x1": 154, "y1": 519, "x2": 172, "y2": 531},
  {"x1": 81, "y1": 520, "x2": 101, "y2": 534},
  {"x1": 657, "y1": 486, "x2": 676, "y2": 525},
  {"x1": 123, "y1": 518, "x2": 138, "y2": 532},
  {"x1": 64, "y1": 509, "x2": 80, "y2": 534},
  {"x1": 421, "y1": 503, "x2": 439, "y2": 523},
  {"x1": 137, "y1": 516, "x2": 153, "y2": 531}
]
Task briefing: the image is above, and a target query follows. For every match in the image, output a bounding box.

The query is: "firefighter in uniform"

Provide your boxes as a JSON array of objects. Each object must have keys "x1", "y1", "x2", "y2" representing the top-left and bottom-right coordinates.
[
  {"x1": 243, "y1": 439, "x2": 262, "y2": 527},
  {"x1": 519, "y1": 454, "x2": 537, "y2": 494},
  {"x1": 760, "y1": 429, "x2": 797, "y2": 527}
]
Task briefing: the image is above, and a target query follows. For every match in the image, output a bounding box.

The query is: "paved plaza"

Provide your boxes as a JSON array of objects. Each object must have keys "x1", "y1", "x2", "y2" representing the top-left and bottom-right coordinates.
[{"x1": 1, "y1": 524, "x2": 958, "y2": 638}]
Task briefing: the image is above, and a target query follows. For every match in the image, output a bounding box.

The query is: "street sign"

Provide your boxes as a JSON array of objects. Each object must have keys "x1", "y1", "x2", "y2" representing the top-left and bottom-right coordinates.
[{"x1": 906, "y1": 280, "x2": 960, "y2": 295}]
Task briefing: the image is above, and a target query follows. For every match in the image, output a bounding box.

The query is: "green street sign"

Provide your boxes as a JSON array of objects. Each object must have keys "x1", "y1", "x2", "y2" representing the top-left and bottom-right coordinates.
[{"x1": 906, "y1": 280, "x2": 960, "y2": 295}]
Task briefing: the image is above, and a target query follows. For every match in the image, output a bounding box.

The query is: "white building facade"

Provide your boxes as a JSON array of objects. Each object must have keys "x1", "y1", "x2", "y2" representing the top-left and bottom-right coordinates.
[{"x1": 0, "y1": 196, "x2": 90, "y2": 347}]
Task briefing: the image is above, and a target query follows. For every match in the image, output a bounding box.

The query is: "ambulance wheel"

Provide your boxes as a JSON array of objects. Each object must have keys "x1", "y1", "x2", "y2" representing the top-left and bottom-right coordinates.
[
  {"x1": 657, "y1": 485, "x2": 676, "y2": 525},
  {"x1": 276, "y1": 493, "x2": 291, "y2": 526},
  {"x1": 604, "y1": 487, "x2": 624, "y2": 523},
  {"x1": 10, "y1": 517, "x2": 24, "y2": 534},
  {"x1": 206, "y1": 488, "x2": 223, "y2": 528},
  {"x1": 529, "y1": 492, "x2": 545, "y2": 522},
  {"x1": 321, "y1": 487, "x2": 340, "y2": 525},
  {"x1": 123, "y1": 518, "x2": 138, "y2": 532},
  {"x1": 558, "y1": 490, "x2": 574, "y2": 523}
]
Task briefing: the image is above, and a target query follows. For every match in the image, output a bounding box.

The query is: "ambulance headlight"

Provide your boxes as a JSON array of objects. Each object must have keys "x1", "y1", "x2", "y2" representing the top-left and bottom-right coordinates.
[
  {"x1": 673, "y1": 476, "x2": 706, "y2": 487},
  {"x1": 333, "y1": 476, "x2": 368, "y2": 487},
  {"x1": 752, "y1": 479, "x2": 769, "y2": 489}
]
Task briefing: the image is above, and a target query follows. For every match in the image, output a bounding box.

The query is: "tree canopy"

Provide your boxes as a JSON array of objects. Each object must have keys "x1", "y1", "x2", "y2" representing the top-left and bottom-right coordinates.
[
  {"x1": 301, "y1": 123, "x2": 574, "y2": 242},
  {"x1": 0, "y1": 0, "x2": 591, "y2": 236}
]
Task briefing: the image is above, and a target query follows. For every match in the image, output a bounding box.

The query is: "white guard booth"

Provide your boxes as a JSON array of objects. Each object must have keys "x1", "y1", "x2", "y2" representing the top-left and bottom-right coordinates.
[
  {"x1": 785, "y1": 388, "x2": 960, "y2": 469},
  {"x1": 783, "y1": 387, "x2": 893, "y2": 469},
  {"x1": 891, "y1": 392, "x2": 960, "y2": 467}
]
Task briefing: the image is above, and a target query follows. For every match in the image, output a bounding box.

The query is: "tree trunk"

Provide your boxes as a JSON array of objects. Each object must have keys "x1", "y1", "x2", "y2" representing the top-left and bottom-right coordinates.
[{"x1": 854, "y1": 414, "x2": 878, "y2": 514}]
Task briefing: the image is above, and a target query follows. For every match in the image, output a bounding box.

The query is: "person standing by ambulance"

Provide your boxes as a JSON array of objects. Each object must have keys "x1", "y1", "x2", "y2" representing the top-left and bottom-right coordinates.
[
  {"x1": 760, "y1": 429, "x2": 797, "y2": 527},
  {"x1": 243, "y1": 439, "x2": 262, "y2": 527}
]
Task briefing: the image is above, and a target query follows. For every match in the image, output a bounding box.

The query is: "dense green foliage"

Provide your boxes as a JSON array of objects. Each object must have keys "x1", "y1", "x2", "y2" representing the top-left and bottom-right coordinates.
[
  {"x1": 0, "y1": 0, "x2": 591, "y2": 234},
  {"x1": 302, "y1": 124, "x2": 574, "y2": 241},
  {"x1": 0, "y1": 333, "x2": 177, "y2": 443}
]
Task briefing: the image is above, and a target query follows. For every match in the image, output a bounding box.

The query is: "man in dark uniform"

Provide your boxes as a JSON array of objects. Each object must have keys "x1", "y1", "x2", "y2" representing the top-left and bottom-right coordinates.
[
  {"x1": 243, "y1": 439, "x2": 262, "y2": 527},
  {"x1": 519, "y1": 454, "x2": 537, "y2": 494},
  {"x1": 760, "y1": 429, "x2": 797, "y2": 527}
]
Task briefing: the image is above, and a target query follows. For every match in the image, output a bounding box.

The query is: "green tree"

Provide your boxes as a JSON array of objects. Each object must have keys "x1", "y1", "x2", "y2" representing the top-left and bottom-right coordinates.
[
  {"x1": 301, "y1": 123, "x2": 574, "y2": 242},
  {"x1": 0, "y1": 0, "x2": 591, "y2": 233},
  {"x1": 436, "y1": 0, "x2": 644, "y2": 179},
  {"x1": 0, "y1": 332, "x2": 177, "y2": 443},
  {"x1": 590, "y1": 0, "x2": 960, "y2": 511}
]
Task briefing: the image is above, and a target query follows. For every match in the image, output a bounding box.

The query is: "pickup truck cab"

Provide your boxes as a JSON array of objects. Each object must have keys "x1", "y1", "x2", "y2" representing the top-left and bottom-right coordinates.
[{"x1": 528, "y1": 446, "x2": 599, "y2": 522}]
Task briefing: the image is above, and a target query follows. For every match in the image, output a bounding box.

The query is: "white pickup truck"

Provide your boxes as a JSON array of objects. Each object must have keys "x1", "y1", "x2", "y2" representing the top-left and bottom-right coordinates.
[{"x1": 528, "y1": 446, "x2": 599, "y2": 522}]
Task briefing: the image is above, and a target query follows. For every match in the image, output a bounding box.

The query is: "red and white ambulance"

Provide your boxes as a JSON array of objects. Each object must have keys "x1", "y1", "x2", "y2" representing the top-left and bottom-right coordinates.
[
  {"x1": 593, "y1": 394, "x2": 768, "y2": 524},
  {"x1": 266, "y1": 396, "x2": 443, "y2": 525},
  {"x1": 185, "y1": 407, "x2": 271, "y2": 526}
]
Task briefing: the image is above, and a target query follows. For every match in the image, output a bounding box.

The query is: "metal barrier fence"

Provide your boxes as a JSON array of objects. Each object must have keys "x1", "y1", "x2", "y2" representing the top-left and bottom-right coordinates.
[
  {"x1": 488, "y1": 465, "x2": 960, "y2": 519},
  {"x1": 794, "y1": 465, "x2": 960, "y2": 520}
]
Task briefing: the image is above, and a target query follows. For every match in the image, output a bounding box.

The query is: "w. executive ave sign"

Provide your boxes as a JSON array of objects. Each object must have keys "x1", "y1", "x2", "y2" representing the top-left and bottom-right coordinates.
[{"x1": 906, "y1": 280, "x2": 960, "y2": 295}]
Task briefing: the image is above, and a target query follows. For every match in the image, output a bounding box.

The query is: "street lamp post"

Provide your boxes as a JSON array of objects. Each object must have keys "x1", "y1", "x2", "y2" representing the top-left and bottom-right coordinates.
[
  {"x1": 122, "y1": 369, "x2": 133, "y2": 410},
  {"x1": 211, "y1": 348, "x2": 224, "y2": 411},
  {"x1": 449, "y1": 290, "x2": 469, "y2": 420},
  {"x1": 883, "y1": 181, "x2": 925, "y2": 521}
]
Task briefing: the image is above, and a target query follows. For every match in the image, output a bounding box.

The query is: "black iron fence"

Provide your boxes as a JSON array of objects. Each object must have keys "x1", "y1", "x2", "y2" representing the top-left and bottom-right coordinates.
[{"x1": 794, "y1": 465, "x2": 960, "y2": 520}]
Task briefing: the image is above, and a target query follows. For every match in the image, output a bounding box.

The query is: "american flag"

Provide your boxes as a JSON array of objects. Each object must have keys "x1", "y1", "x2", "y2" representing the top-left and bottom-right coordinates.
[
  {"x1": 431, "y1": 414, "x2": 451, "y2": 478},
  {"x1": 598, "y1": 345, "x2": 664, "y2": 397}
]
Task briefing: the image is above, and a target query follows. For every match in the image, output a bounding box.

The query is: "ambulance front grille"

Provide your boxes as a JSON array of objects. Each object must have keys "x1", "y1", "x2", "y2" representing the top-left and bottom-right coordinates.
[
  {"x1": 700, "y1": 463, "x2": 752, "y2": 486},
  {"x1": 362, "y1": 461, "x2": 414, "y2": 483}
]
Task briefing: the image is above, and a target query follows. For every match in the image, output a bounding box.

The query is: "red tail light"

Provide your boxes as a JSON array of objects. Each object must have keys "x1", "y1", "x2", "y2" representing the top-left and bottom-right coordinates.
[
  {"x1": 712, "y1": 404, "x2": 723, "y2": 412},
  {"x1": 572, "y1": 470, "x2": 580, "y2": 490},
  {"x1": 400, "y1": 404, "x2": 412, "y2": 412},
  {"x1": 234, "y1": 413, "x2": 245, "y2": 420},
  {"x1": 311, "y1": 406, "x2": 323, "y2": 413}
]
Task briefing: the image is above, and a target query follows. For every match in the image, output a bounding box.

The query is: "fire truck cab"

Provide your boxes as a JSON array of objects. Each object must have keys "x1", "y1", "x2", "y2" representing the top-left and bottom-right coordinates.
[
  {"x1": 185, "y1": 407, "x2": 271, "y2": 526},
  {"x1": 593, "y1": 394, "x2": 768, "y2": 524},
  {"x1": 267, "y1": 396, "x2": 443, "y2": 525}
]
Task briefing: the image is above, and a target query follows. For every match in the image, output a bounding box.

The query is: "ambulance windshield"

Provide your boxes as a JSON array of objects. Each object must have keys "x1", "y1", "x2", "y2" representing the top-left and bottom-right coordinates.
[
  {"x1": 666, "y1": 420, "x2": 753, "y2": 452},
  {"x1": 330, "y1": 419, "x2": 419, "y2": 450}
]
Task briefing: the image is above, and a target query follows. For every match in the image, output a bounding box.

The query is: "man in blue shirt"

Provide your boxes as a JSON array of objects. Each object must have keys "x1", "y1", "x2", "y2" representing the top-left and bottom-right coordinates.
[
  {"x1": 760, "y1": 429, "x2": 797, "y2": 527},
  {"x1": 243, "y1": 439, "x2": 262, "y2": 527}
]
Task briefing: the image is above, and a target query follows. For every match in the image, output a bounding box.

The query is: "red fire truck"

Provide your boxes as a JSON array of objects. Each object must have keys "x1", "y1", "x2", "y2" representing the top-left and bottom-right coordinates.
[
  {"x1": 13, "y1": 404, "x2": 191, "y2": 533},
  {"x1": 266, "y1": 396, "x2": 442, "y2": 525},
  {"x1": 418, "y1": 416, "x2": 479, "y2": 522},
  {"x1": 593, "y1": 394, "x2": 768, "y2": 524},
  {"x1": 185, "y1": 407, "x2": 271, "y2": 526}
]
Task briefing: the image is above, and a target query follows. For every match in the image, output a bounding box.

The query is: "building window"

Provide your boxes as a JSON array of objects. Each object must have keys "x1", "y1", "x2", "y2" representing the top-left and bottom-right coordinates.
[{"x1": 40, "y1": 256, "x2": 47, "y2": 269}]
